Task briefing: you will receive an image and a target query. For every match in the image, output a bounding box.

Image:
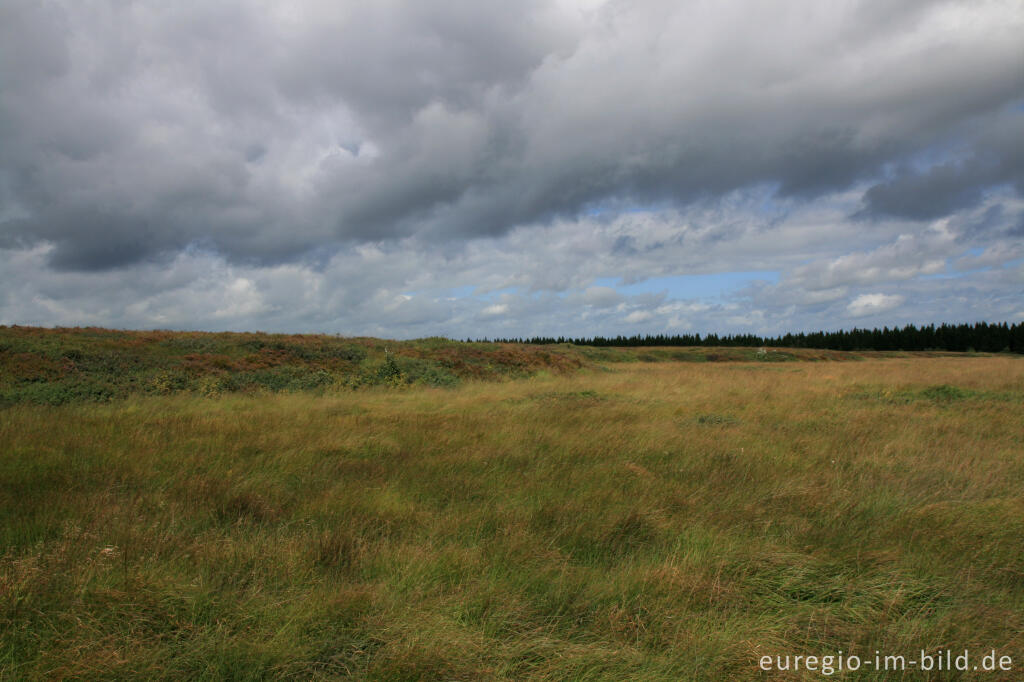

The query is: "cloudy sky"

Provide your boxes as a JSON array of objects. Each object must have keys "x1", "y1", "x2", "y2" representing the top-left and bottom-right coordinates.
[{"x1": 2, "y1": 0, "x2": 1022, "y2": 339}]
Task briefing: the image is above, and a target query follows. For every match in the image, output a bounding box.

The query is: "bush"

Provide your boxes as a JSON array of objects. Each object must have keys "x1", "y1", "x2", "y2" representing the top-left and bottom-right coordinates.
[
  {"x1": 393, "y1": 356, "x2": 459, "y2": 387},
  {"x1": 1, "y1": 379, "x2": 120, "y2": 405},
  {"x1": 374, "y1": 355, "x2": 406, "y2": 387},
  {"x1": 233, "y1": 367, "x2": 336, "y2": 393}
]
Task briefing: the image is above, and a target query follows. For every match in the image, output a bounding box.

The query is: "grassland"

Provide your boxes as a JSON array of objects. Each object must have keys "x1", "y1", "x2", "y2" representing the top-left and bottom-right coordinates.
[
  {"x1": 1, "y1": 329, "x2": 1023, "y2": 679},
  {"x1": 0, "y1": 325, "x2": 948, "y2": 407}
]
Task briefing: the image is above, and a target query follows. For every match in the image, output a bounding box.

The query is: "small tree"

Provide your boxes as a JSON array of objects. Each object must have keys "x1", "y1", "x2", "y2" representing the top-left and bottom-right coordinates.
[{"x1": 375, "y1": 347, "x2": 406, "y2": 386}]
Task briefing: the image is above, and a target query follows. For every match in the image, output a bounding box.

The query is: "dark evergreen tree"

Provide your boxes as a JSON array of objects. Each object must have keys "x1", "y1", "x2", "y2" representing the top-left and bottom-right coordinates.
[{"x1": 475, "y1": 321, "x2": 1023, "y2": 354}]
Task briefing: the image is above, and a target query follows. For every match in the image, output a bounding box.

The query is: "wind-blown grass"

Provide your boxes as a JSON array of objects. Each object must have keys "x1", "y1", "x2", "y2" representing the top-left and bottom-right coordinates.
[{"x1": 1, "y1": 355, "x2": 1022, "y2": 679}]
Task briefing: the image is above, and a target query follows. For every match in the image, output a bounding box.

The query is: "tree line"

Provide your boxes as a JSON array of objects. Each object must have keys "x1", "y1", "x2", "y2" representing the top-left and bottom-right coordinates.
[{"x1": 480, "y1": 321, "x2": 1024, "y2": 353}]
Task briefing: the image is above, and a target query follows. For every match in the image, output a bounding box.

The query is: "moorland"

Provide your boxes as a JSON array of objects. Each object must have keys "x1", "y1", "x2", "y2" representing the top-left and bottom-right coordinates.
[{"x1": 1, "y1": 326, "x2": 1022, "y2": 679}]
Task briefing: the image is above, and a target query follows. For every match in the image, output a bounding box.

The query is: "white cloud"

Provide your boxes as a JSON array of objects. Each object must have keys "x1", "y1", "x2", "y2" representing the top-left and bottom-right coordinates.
[
  {"x1": 847, "y1": 293, "x2": 905, "y2": 317},
  {"x1": 624, "y1": 310, "x2": 653, "y2": 324},
  {"x1": 481, "y1": 303, "x2": 509, "y2": 316},
  {"x1": 955, "y1": 242, "x2": 1024, "y2": 271},
  {"x1": 578, "y1": 286, "x2": 622, "y2": 307}
]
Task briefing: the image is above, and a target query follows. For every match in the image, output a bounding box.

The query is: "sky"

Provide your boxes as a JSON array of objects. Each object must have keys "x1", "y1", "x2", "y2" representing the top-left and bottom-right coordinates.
[{"x1": 1, "y1": 0, "x2": 1022, "y2": 339}]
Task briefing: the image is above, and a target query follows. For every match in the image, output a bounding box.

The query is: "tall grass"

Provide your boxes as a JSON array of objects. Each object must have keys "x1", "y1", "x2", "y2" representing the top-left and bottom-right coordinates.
[{"x1": 1, "y1": 357, "x2": 1022, "y2": 679}]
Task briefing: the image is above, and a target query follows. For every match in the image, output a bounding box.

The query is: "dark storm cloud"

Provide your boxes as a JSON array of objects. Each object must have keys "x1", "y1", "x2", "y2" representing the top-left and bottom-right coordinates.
[
  {"x1": 1, "y1": 0, "x2": 1023, "y2": 273},
  {"x1": 859, "y1": 117, "x2": 1024, "y2": 221},
  {"x1": 14, "y1": 209, "x2": 161, "y2": 271},
  {"x1": 862, "y1": 163, "x2": 990, "y2": 221}
]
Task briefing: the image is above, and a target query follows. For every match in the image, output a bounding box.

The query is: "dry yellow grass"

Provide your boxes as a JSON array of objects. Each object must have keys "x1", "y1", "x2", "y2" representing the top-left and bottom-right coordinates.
[{"x1": 2, "y1": 356, "x2": 1022, "y2": 679}]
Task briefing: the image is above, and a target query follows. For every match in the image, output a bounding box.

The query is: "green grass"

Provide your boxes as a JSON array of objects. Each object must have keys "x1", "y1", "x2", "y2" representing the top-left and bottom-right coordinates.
[{"x1": 1, "y1": 331, "x2": 1023, "y2": 679}]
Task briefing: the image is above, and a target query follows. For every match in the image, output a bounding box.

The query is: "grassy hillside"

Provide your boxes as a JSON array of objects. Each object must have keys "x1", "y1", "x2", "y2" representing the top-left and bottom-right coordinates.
[
  {"x1": 0, "y1": 326, "x2": 588, "y2": 406},
  {"x1": 0, "y1": 325, "x2": 974, "y2": 407},
  {"x1": 2, "y1": 349, "x2": 1022, "y2": 679}
]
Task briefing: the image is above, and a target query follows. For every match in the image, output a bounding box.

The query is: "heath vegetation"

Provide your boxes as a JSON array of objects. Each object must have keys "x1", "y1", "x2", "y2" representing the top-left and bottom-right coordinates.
[{"x1": 1, "y1": 327, "x2": 1022, "y2": 679}]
